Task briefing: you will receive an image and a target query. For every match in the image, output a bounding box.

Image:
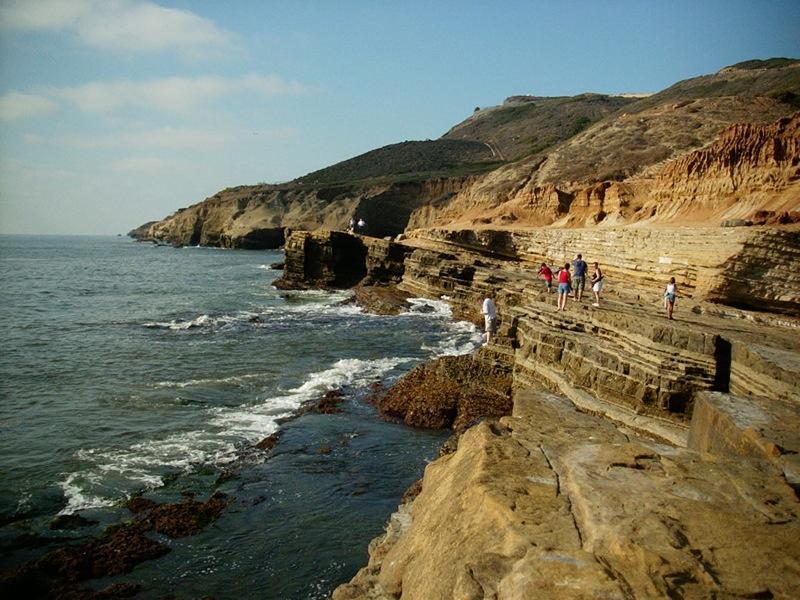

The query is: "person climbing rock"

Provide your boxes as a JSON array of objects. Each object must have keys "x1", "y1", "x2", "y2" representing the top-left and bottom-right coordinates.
[
  {"x1": 557, "y1": 264, "x2": 571, "y2": 311},
  {"x1": 538, "y1": 262, "x2": 553, "y2": 293}
]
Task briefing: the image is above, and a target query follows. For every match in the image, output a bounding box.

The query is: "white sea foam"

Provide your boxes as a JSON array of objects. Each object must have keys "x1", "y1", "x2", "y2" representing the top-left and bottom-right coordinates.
[
  {"x1": 58, "y1": 356, "x2": 412, "y2": 514},
  {"x1": 403, "y1": 297, "x2": 483, "y2": 357},
  {"x1": 154, "y1": 372, "x2": 272, "y2": 389},
  {"x1": 210, "y1": 356, "x2": 413, "y2": 439},
  {"x1": 143, "y1": 311, "x2": 260, "y2": 331},
  {"x1": 422, "y1": 319, "x2": 484, "y2": 357}
]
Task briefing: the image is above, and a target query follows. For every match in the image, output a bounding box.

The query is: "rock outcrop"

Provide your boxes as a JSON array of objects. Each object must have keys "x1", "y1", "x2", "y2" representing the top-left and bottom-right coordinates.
[
  {"x1": 408, "y1": 112, "x2": 800, "y2": 231},
  {"x1": 334, "y1": 391, "x2": 800, "y2": 600},
  {"x1": 371, "y1": 353, "x2": 513, "y2": 432},
  {"x1": 138, "y1": 177, "x2": 475, "y2": 248},
  {"x1": 134, "y1": 62, "x2": 800, "y2": 248},
  {"x1": 275, "y1": 223, "x2": 800, "y2": 597}
]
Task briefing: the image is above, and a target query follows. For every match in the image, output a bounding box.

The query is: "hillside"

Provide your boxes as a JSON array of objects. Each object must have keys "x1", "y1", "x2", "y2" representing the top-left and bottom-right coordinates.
[
  {"x1": 133, "y1": 58, "x2": 800, "y2": 246},
  {"x1": 442, "y1": 93, "x2": 634, "y2": 162},
  {"x1": 292, "y1": 139, "x2": 501, "y2": 186}
]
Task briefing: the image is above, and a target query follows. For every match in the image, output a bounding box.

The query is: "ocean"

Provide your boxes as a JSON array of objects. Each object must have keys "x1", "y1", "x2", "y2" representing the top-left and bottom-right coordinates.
[{"x1": 0, "y1": 235, "x2": 482, "y2": 598}]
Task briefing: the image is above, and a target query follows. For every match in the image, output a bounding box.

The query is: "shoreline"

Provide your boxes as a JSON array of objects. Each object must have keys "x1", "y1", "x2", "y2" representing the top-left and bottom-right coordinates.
[
  {"x1": 269, "y1": 227, "x2": 800, "y2": 598},
  {"x1": 0, "y1": 277, "x2": 481, "y2": 599}
]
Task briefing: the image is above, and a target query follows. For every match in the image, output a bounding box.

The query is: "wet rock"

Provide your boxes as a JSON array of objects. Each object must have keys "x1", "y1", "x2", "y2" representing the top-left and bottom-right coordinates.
[
  {"x1": 400, "y1": 479, "x2": 422, "y2": 504},
  {"x1": 2, "y1": 493, "x2": 230, "y2": 598},
  {"x1": 372, "y1": 353, "x2": 512, "y2": 431},
  {"x1": 49, "y1": 513, "x2": 98, "y2": 530},
  {"x1": 255, "y1": 431, "x2": 283, "y2": 451},
  {"x1": 314, "y1": 389, "x2": 346, "y2": 414},
  {"x1": 318, "y1": 445, "x2": 332, "y2": 455},
  {"x1": 126, "y1": 497, "x2": 157, "y2": 514},
  {"x1": 138, "y1": 493, "x2": 228, "y2": 538},
  {"x1": 269, "y1": 261, "x2": 285, "y2": 270},
  {"x1": 215, "y1": 469, "x2": 238, "y2": 485},
  {"x1": 0, "y1": 524, "x2": 167, "y2": 598},
  {"x1": 351, "y1": 283, "x2": 412, "y2": 315}
]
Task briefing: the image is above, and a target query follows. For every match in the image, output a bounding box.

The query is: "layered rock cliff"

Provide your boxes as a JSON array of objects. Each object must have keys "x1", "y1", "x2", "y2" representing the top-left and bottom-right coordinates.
[
  {"x1": 133, "y1": 61, "x2": 800, "y2": 247},
  {"x1": 136, "y1": 177, "x2": 476, "y2": 247},
  {"x1": 408, "y1": 112, "x2": 800, "y2": 230},
  {"x1": 273, "y1": 227, "x2": 800, "y2": 598}
]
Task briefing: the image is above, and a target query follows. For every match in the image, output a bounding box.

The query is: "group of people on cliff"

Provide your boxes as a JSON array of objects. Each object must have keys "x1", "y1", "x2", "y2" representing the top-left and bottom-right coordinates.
[
  {"x1": 481, "y1": 254, "x2": 679, "y2": 344},
  {"x1": 537, "y1": 254, "x2": 604, "y2": 311}
]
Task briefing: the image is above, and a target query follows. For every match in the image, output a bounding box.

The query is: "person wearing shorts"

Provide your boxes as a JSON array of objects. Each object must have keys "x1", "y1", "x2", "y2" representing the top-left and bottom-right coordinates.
[
  {"x1": 482, "y1": 293, "x2": 498, "y2": 344},
  {"x1": 572, "y1": 253, "x2": 588, "y2": 301},
  {"x1": 557, "y1": 264, "x2": 571, "y2": 311},
  {"x1": 664, "y1": 277, "x2": 677, "y2": 320},
  {"x1": 591, "y1": 262, "x2": 603, "y2": 307},
  {"x1": 538, "y1": 263, "x2": 553, "y2": 292}
]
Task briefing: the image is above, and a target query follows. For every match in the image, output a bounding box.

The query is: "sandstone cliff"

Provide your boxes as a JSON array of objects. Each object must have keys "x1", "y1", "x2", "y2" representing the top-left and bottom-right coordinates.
[
  {"x1": 140, "y1": 177, "x2": 475, "y2": 247},
  {"x1": 134, "y1": 61, "x2": 800, "y2": 247},
  {"x1": 409, "y1": 112, "x2": 800, "y2": 230},
  {"x1": 273, "y1": 226, "x2": 800, "y2": 598}
]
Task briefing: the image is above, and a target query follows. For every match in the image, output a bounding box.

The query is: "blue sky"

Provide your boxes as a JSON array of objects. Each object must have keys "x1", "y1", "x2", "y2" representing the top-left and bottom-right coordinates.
[{"x1": 1, "y1": 0, "x2": 798, "y2": 235}]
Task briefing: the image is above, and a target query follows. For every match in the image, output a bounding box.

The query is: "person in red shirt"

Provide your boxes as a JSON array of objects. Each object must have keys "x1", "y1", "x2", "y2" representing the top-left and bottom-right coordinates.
[
  {"x1": 537, "y1": 262, "x2": 553, "y2": 293},
  {"x1": 557, "y1": 263, "x2": 571, "y2": 311}
]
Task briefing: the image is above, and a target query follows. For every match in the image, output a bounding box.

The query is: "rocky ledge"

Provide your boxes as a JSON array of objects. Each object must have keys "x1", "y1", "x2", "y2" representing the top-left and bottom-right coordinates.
[
  {"x1": 275, "y1": 225, "x2": 800, "y2": 598},
  {"x1": 334, "y1": 390, "x2": 799, "y2": 599}
]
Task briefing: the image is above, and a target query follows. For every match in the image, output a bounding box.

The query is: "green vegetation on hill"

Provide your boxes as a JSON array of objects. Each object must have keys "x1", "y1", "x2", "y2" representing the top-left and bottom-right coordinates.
[
  {"x1": 727, "y1": 57, "x2": 799, "y2": 71},
  {"x1": 293, "y1": 139, "x2": 498, "y2": 186},
  {"x1": 286, "y1": 58, "x2": 800, "y2": 190},
  {"x1": 622, "y1": 59, "x2": 800, "y2": 113},
  {"x1": 442, "y1": 93, "x2": 633, "y2": 161}
]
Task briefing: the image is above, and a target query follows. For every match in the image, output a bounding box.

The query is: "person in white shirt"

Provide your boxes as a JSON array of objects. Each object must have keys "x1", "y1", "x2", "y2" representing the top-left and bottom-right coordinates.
[
  {"x1": 481, "y1": 293, "x2": 497, "y2": 345},
  {"x1": 664, "y1": 277, "x2": 678, "y2": 320}
]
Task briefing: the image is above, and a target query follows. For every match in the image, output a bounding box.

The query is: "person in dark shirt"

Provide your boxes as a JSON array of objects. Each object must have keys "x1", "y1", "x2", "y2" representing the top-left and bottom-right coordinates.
[{"x1": 572, "y1": 254, "x2": 588, "y2": 301}]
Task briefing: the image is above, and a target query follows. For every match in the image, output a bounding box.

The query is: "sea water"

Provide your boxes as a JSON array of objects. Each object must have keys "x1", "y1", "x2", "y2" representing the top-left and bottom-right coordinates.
[{"x1": 0, "y1": 235, "x2": 482, "y2": 598}]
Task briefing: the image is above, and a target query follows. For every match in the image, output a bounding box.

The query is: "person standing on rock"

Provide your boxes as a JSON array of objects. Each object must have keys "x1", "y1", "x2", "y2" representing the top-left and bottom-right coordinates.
[
  {"x1": 557, "y1": 264, "x2": 571, "y2": 311},
  {"x1": 664, "y1": 277, "x2": 678, "y2": 320},
  {"x1": 572, "y1": 253, "x2": 588, "y2": 301},
  {"x1": 537, "y1": 263, "x2": 553, "y2": 293},
  {"x1": 348, "y1": 218, "x2": 355, "y2": 233},
  {"x1": 591, "y1": 262, "x2": 603, "y2": 307},
  {"x1": 482, "y1": 292, "x2": 498, "y2": 345}
]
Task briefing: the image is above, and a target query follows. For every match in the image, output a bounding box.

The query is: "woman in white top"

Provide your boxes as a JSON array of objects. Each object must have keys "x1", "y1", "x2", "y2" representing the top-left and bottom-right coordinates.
[
  {"x1": 591, "y1": 262, "x2": 603, "y2": 307},
  {"x1": 664, "y1": 277, "x2": 677, "y2": 320}
]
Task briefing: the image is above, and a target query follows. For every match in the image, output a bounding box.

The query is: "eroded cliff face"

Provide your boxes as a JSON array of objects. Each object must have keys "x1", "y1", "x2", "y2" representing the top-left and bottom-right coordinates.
[
  {"x1": 276, "y1": 225, "x2": 800, "y2": 599},
  {"x1": 407, "y1": 112, "x2": 800, "y2": 230},
  {"x1": 137, "y1": 107, "x2": 798, "y2": 248},
  {"x1": 141, "y1": 177, "x2": 475, "y2": 248}
]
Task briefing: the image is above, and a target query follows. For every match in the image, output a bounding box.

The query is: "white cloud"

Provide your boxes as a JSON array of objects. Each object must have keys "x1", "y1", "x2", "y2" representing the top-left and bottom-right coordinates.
[
  {"x1": 0, "y1": 92, "x2": 59, "y2": 121},
  {"x1": 54, "y1": 75, "x2": 307, "y2": 114},
  {"x1": 0, "y1": 0, "x2": 232, "y2": 56}
]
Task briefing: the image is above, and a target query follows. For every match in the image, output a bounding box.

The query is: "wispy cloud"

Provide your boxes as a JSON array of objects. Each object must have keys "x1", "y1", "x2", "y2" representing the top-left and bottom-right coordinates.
[
  {"x1": 24, "y1": 126, "x2": 298, "y2": 150},
  {"x1": 53, "y1": 75, "x2": 307, "y2": 114},
  {"x1": 0, "y1": 0, "x2": 233, "y2": 56},
  {"x1": 0, "y1": 92, "x2": 59, "y2": 121}
]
